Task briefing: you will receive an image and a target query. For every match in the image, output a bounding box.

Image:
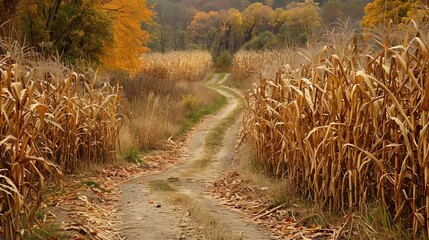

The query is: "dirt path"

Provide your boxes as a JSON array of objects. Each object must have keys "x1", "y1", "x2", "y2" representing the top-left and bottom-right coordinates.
[{"x1": 118, "y1": 74, "x2": 275, "y2": 240}]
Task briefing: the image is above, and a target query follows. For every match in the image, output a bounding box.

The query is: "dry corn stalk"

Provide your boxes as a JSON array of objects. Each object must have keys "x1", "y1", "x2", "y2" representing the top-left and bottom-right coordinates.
[
  {"x1": 0, "y1": 40, "x2": 123, "y2": 239},
  {"x1": 142, "y1": 51, "x2": 212, "y2": 82},
  {"x1": 232, "y1": 49, "x2": 301, "y2": 83},
  {"x1": 243, "y1": 23, "x2": 429, "y2": 236}
]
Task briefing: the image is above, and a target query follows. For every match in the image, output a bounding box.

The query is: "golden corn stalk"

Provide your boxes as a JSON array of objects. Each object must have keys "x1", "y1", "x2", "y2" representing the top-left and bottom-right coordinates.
[
  {"x1": 243, "y1": 23, "x2": 429, "y2": 236},
  {"x1": 142, "y1": 51, "x2": 213, "y2": 82},
  {"x1": 232, "y1": 49, "x2": 299, "y2": 83},
  {"x1": 0, "y1": 41, "x2": 123, "y2": 239}
]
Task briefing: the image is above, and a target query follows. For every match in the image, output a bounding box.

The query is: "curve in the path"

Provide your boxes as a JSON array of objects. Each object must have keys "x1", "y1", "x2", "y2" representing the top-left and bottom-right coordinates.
[{"x1": 118, "y1": 74, "x2": 275, "y2": 240}]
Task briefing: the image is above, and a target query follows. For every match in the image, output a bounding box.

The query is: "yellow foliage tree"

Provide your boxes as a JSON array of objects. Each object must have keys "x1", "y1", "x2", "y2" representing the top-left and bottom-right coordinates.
[
  {"x1": 361, "y1": 0, "x2": 425, "y2": 28},
  {"x1": 242, "y1": 2, "x2": 275, "y2": 42},
  {"x1": 278, "y1": 0, "x2": 321, "y2": 44},
  {"x1": 100, "y1": 0, "x2": 154, "y2": 72}
]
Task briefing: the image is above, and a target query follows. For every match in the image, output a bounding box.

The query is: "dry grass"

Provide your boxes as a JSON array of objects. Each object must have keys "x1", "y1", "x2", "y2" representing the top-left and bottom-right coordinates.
[
  {"x1": 187, "y1": 87, "x2": 243, "y2": 175},
  {"x1": 231, "y1": 49, "x2": 301, "y2": 88},
  {"x1": 115, "y1": 69, "x2": 220, "y2": 152},
  {"x1": 233, "y1": 143, "x2": 305, "y2": 211},
  {"x1": 0, "y1": 39, "x2": 122, "y2": 238},
  {"x1": 112, "y1": 51, "x2": 216, "y2": 152},
  {"x1": 243, "y1": 21, "x2": 429, "y2": 237},
  {"x1": 142, "y1": 51, "x2": 212, "y2": 82},
  {"x1": 168, "y1": 193, "x2": 236, "y2": 240}
]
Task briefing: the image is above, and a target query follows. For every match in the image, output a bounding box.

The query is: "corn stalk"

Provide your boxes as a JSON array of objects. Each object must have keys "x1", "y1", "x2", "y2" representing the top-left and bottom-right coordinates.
[
  {"x1": 243, "y1": 24, "x2": 429, "y2": 236},
  {"x1": 0, "y1": 40, "x2": 123, "y2": 239}
]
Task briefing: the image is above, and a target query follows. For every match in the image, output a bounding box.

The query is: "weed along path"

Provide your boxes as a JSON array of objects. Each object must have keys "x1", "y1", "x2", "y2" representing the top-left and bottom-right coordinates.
[{"x1": 118, "y1": 73, "x2": 275, "y2": 240}]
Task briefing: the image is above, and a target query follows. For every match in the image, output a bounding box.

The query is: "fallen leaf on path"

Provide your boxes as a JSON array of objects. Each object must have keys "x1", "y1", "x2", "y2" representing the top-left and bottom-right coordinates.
[
  {"x1": 209, "y1": 170, "x2": 337, "y2": 239},
  {"x1": 37, "y1": 126, "x2": 202, "y2": 239}
]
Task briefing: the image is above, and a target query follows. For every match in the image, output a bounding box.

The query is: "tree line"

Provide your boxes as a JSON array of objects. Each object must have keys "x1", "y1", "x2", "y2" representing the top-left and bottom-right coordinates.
[
  {"x1": 1, "y1": 0, "x2": 427, "y2": 70},
  {"x1": 146, "y1": 0, "x2": 372, "y2": 55}
]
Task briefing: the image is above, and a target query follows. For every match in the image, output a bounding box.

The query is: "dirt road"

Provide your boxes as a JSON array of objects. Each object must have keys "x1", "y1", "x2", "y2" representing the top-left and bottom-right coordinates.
[{"x1": 118, "y1": 74, "x2": 275, "y2": 240}]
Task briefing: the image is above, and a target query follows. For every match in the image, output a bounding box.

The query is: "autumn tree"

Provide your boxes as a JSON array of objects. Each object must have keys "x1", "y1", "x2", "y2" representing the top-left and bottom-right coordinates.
[
  {"x1": 147, "y1": 0, "x2": 372, "y2": 53},
  {"x1": 188, "y1": 11, "x2": 221, "y2": 50},
  {"x1": 407, "y1": 1, "x2": 429, "y2": 22},
  {"x1": 12, "y1": 0, "x2": 152, "y2": 71},
  {"x1": 100, "y1": 0, "x2": 153, "y2": 72},
  {"x1": 361, "y1": 0, "x2": 415, "y2": 28},
  {"x1": 278, "y1": 0, "x2": 321, "y2": 45},
  {"x1": 242, "y1": 2, "x2": 275, "y2": 42},
  {"x1": 216, "y1": 8, "x2": 243, "y2": 54},
  {"x1": 271, "y1": 8, "x2": 286, "y2": 32}
]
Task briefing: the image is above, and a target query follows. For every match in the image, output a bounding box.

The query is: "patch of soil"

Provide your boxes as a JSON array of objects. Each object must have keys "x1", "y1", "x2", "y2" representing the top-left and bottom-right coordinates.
[{"x1": 39, "y1": 136, "x2": 187, "y2": 239}]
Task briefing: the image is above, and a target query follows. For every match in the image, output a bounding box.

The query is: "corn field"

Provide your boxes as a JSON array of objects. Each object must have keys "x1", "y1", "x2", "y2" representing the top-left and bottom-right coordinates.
[
  {"x1": 0, "y1": 41, "x2": 123, "y2": 239},
  {"x1": 232, "y1": 49, "x2": 299, "y2": 83},
  {"x1": 142, "y1": 51, "x2": 212, "y2": 82},
  {"x1": 243, "y1": 22, "x2": 429, "y2": 236}
]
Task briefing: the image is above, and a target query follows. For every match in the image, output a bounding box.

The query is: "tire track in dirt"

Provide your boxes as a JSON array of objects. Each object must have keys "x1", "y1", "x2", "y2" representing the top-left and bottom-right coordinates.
[{"x1": 118, "y1": 73, "x2": 275, "y2": 240}]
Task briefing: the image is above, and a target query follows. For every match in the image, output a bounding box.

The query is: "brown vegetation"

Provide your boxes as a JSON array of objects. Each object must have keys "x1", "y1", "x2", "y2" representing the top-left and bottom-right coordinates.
[
  {"x1": 0, "y1": 45, "x2": 216, "y2": 238},
  {"x1": 232, "y1": 49, "x2": 299, "y2": 85},
  {"x1": 242, "y1": 22, "x2": 429, "y2": 237},
  {"x1": 0, "y1": 40, "x2": 123, "y2": 238},
  {"x1": 142, "y1": 51, "x2": 212, "y2": 82},
  {"x1": 115, "y1": 51, "x2": 216, "y2": 152}
]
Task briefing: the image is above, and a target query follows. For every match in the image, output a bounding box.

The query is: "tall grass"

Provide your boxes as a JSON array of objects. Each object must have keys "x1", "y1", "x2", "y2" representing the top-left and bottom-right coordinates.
[
  {"x1": 114, "y1": 51, "x2": 218, "y2": 151},
  {"x1": 243, "y1": 21, "x2": 429, "y2": 236}
]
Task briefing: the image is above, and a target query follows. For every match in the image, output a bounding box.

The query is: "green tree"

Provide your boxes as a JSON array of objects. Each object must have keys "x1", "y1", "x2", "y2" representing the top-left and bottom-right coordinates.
[
  {"x1": 150, "y1": 1, "x2": 191, "y2": 52},
  {"x1": 18, "y1": 0, "x2": 113, "y2": 63},
  {"x1": 243, "y1": 30, "x2": 278, "y2": 50}
]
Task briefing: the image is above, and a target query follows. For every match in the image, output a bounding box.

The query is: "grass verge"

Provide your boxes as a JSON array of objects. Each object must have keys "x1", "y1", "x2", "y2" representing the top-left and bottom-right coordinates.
[
  {"x1": 202, "y1": 71, "x2": 215, "y2": 83},
  {"x1": 179, "y1": 93, "x2": 227, "y2": 135},
  {"x1": 167, "y1": 193, "x2": 236, "y2": 240},
  {"x1": 149, "y1": 180, "x2": 176, "y2": 192},
  {"x1": 217, "y1": 72, "x2": 226, "y2": 81},
  {"x1": 188, "y1": 87, "x2": 244, "y2": 173},
  {"x1": 24, "y1": 224, "x2": 69, "y2": 240},
  {"x1": 120, "y1": 149, "x2": 150, "y2": 164},
  {"x1": 239, "y1": 144, "x2": 315, "y2": 212}
]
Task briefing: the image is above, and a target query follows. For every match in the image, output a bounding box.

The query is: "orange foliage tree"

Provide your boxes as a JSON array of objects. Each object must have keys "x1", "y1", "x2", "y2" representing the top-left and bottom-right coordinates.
[
  {"x1": 100, "y1": 0, "x2": 154, "y2": 72},
  {"x1": 188, "y1": 11, "x2": 221, "y2": 50}
]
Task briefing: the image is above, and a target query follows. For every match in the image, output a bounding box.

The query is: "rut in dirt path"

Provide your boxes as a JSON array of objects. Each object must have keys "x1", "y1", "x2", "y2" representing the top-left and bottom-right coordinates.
[{"x1": 118, "y1": 73, "x2": 275, "y2": 240}]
